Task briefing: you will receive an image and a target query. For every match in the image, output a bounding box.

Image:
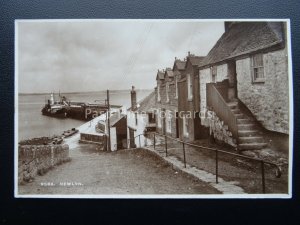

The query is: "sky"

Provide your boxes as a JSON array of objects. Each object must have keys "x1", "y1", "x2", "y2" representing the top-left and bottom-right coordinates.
[{"x1": 17, "y1": 20, "x2": 224, "y2": 93}]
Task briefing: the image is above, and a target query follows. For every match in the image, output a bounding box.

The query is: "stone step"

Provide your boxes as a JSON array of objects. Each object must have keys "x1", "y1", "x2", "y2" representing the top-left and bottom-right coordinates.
[
  {"x1": 231, "y1": 108, "x2": 241, "y2": 114},
  {"x1": 239, "y1": 136, "x2": 264, "y2": 144},
  {"x1": 238, "y1": 130, "x2": 260, "y2": 137},
  {"x1": 237, "y1": 118, "x2": 252, "y2": 124},
  {"x1": 238, "y1": 143, "x2": 268, "y2": 150},
  {"x1": 235, "y1": 113, "x2": 246, "y2": 119},
  {"x1": 237, "y1": 124, "x2": 256, "y2": 130},
  {"x1": 227, "y1": 102, "x2": 239, "y2": 109}
]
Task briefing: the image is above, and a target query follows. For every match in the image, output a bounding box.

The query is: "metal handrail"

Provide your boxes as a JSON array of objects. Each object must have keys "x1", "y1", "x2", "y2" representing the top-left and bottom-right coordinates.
[{"x1": 137, "y1": 132, "x2": 284, "y2": 193}]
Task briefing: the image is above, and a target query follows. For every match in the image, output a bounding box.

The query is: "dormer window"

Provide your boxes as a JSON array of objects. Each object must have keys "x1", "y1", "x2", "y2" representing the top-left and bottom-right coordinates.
[{"x1": 187, "y1": 74, "x2": 193, "y2": 101}]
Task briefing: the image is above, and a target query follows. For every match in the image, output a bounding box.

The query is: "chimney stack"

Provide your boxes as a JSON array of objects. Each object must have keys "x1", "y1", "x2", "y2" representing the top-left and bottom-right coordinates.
[
  {"x1": 188, "y1": 51, "x2": 190, "y2": 56},
  {"x1": 131, "y1": 86, "x2": 137, "y2": 111},
  {"x1": 224, "y1": 22, "x2": 235, "y2": 32}
]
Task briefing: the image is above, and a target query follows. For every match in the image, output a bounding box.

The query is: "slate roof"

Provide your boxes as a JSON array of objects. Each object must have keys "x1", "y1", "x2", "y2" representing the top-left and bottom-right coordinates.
[
  {"x1": 136, "y1": 91, "x2": 156, "y2": 113},
  {"x1": 156, "y1": 70, "x2": 165, "y2": 80},
  {"x1": 199, "y1": 22, "x2": 284, "y2": 68},
  {"x1": 165, "y1": 69, "x2": 174, "y2": 78},
  {"x1": 174, "y1": 59, "x2": 186, "y2": 70},
  {"x1": 188, "y1": 56, "x2": 205, "y2": 66},
  {"x1": 109, "y1": 113, "x2": 126, "y2": 127}
]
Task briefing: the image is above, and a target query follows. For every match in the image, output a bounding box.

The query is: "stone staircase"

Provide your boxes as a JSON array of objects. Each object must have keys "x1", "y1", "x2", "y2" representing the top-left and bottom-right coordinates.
[{"x1": 227, "y1": 100, "x2": 268, "y2": 151}]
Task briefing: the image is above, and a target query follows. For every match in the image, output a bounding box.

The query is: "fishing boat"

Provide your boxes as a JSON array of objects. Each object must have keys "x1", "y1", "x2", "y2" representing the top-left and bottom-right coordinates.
[
  {"x1": 41, "y1": 93, "x2": 109, "y2": 120},
  {"x1": 41, "y1": 93, "x2": 68, "y2": 118}
]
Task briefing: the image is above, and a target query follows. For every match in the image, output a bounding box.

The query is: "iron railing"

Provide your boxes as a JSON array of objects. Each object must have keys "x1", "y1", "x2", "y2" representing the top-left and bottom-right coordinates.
[{"x1": 133, "y1": 132, "x2": 283, "y2": 194}]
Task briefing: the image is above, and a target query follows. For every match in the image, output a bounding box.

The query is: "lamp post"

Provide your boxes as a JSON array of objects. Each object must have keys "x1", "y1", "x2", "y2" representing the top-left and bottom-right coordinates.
[{"x1": 106, "y1": 90, "x2": 111, "y2": 151}]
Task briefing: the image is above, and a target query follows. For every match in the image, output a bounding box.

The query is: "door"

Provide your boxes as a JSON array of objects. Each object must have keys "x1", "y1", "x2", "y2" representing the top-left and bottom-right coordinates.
[
  {"x1": 129, "y1": 128, "x2": 135, "y2": 148},
  {"x1": 227, "y1": 60, "x2": 237, "y2": 100}
]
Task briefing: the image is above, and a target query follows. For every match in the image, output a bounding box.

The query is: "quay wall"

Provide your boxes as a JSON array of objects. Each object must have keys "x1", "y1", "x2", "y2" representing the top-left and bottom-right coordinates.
[{"x1": 18, "y1": 144, "x2": 70, "y2": 184}]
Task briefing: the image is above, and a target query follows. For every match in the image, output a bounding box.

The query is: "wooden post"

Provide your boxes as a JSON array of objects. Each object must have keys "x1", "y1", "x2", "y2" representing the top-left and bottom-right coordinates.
[{"x1": 153, "y1": 133, "x2": 156, "y2": 150}]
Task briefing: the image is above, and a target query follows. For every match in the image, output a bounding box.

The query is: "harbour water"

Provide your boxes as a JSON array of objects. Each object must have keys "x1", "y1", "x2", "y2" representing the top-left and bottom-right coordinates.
[{"x1": 18, "y1": 90, "x2": 152, "y2": 141}]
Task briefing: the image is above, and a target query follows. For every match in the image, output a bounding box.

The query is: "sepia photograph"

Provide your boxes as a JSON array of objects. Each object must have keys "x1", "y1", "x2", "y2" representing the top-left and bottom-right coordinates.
[{"x1": 15, "y1": 19, "x2": 293, "y2": 198}]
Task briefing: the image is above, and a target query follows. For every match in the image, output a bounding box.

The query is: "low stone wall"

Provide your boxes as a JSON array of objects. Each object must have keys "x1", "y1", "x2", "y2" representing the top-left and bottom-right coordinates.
[{"x1": 18, "y1": 144, "x2": 70, "y2": 184}]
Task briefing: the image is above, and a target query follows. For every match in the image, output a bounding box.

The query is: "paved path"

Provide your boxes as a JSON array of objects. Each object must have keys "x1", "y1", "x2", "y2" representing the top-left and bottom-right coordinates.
[{"x1": 18, "y1": 143, "x2": 221, "y2": 196}]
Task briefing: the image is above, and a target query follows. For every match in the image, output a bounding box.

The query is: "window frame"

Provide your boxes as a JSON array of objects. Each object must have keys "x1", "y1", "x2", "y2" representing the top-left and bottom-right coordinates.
[
  {"x1": 251, "y1": 53, "x2": 265, "y2": 83},
  {"x1": 211, "y1": 66, "x2": 217, "y2": 83},
  {"x1": 187, "y1": 74, "x2": 193, "y2": 101}
]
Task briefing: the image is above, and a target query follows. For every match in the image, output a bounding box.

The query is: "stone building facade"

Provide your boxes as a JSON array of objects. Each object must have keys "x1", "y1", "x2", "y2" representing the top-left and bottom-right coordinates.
[
  {"x1": 155, "y1": 67, "x2": 179, "y2": 138},
  {"x1": 177, "y1": 53, "x2": 206, "y2": 142},
  {"x1": 198, "y1": 22, "x2": 289, "y2": 150},
  {"x1": 236, "y1": 48, "x2": 289, "y2": 134}
]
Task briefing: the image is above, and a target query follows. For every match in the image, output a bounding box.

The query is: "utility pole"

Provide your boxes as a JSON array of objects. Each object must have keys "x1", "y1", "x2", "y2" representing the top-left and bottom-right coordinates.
[{"x1": 106, "y1": 89, "x2": 111, "y2": 151}]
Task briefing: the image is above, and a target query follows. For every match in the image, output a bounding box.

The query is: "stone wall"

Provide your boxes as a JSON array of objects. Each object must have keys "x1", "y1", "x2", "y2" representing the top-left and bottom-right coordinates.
[
  {"x1": 199, "y1": 67, "x2": 211, "y2": 113},
  {"x1": 18, "y1": 144, "x2": 70, "y2": 184},
  {"x1": 199, "y1": 64, "x2": 235, "y2": 146},
  {"x1": 236, "y1": 48, "x2": 289, "y2": 134},
  {"x1": 202, "y1": 110, "x2": 237, "y2": 147}
]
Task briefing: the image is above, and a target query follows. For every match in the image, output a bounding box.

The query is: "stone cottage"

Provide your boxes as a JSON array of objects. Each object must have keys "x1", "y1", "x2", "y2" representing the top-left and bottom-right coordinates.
[
  {"x1": 198, "y1": 22, "x2": 289, "y2": 151},
  {"x1": 127, "y1": 86, "x2": 156, "y2": 148},
  {"x1": 177, "y1": 52, "x2": 205, "y2": 142}
]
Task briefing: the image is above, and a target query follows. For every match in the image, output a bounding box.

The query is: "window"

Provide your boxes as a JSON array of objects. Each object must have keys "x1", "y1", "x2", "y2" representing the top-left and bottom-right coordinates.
[
  {"x1": 183, "y1": 115, "x2": 189, "y2": 137},
  {"x1": 211, "y1": 66, "x2": 217, "y2": 83},
  {"x1": 166, "y1": 110, "x2": 172, "y2": 133},
  {"x1": 157, "y1": 85, "x2": 161, "y2": 102},
  {"x1": 187, "y1": 74, "x2": 193, "y2": 100},
  {"x1": 251, "y1": 54, "x2": 265, "y2": 82},
  {"x1": 175, "y1": 77, "x2": 178, "y2": 99},
  {"x1": 148, "y1": 113, "x2": 156, "y2": 124},
  {"x1": 166, "y1": 83, "x2": 169, "y2": 103}
]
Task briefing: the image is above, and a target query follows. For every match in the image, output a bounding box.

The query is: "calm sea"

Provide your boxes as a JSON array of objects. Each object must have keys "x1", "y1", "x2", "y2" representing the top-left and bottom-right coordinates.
[{"x1": 18, "y1": 90, "x2": 152, "y2": 141}]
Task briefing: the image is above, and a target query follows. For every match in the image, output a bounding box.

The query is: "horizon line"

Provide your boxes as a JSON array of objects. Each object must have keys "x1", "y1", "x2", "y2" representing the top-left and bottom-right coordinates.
[{"x1": 19, "y1": 88, "x2": 154, "y2": 95}]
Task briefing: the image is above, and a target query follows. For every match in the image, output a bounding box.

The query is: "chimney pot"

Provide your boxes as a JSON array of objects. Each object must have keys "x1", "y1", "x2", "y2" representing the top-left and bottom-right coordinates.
[{"x1": 131, "y1": 86, "x2": 137, "y2": 111}]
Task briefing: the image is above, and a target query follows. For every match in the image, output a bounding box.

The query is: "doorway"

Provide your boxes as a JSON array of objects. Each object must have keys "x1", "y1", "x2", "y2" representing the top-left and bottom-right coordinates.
[
  {"x1": 129, "y1": 128, "x2": 135, "y2": 148},
  {"x1": 227, "y1": 60, "x2": 237, "y2": 100}
]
